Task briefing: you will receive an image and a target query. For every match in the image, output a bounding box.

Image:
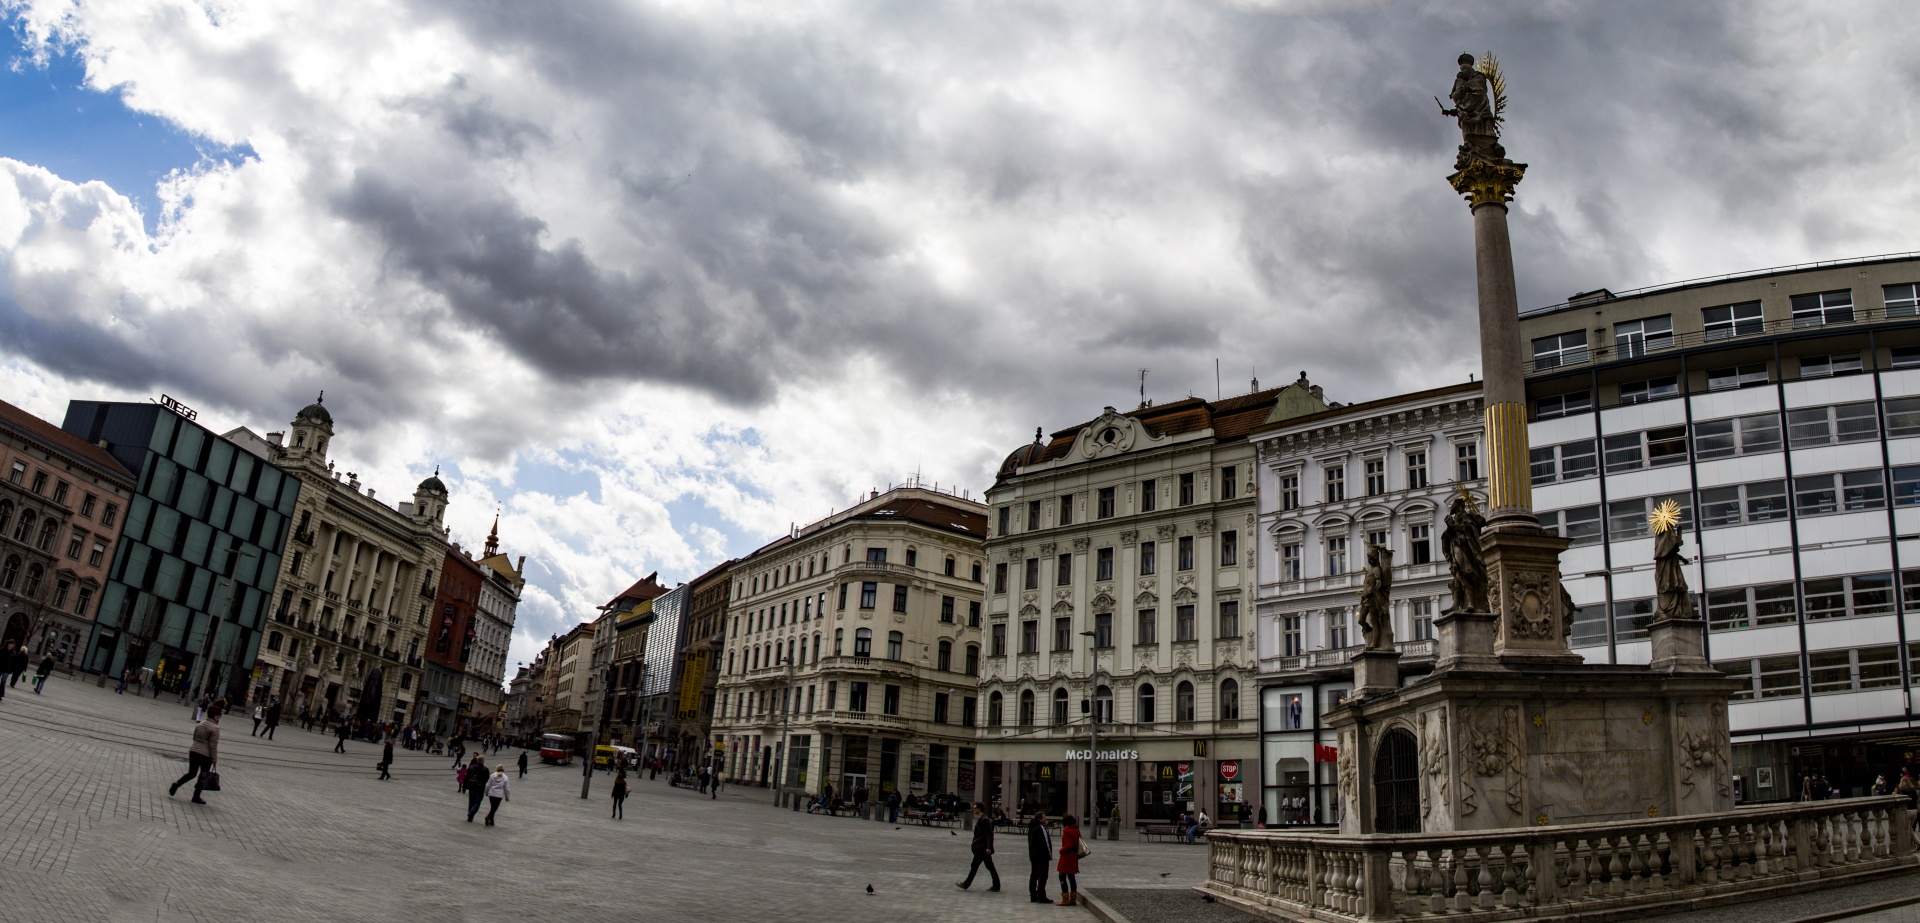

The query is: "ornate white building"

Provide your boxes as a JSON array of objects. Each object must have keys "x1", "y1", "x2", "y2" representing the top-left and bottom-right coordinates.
[
  {"x1": 1251, "y1": 380, "x2": 1484, "y2": 826},
  {"x1": 712, "y1": 484, "x2": 987, "y2": 803},
  {"x1": 977, "y1": 380, "x2": 1325, "y2": 828},
  {"x1": 251, "y1": 396, "x2": 450, "y2": 723},
  {"x1": 467, "y1": 518, "x2": 524, "y2": 727}
]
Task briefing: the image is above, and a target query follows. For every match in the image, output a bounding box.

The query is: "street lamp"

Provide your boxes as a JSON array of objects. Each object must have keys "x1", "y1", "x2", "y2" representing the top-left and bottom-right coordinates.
[
  {"x1": 1079, "y1": 629, "x2": 1104, "y2": 836},
  {"x1": 194, "y1": 546, "x2": 258, "y2": 706},
  {"x1": 1584, "y1": 570, "x2": 1617, "y2": 665},
  {"x1": 772, "y1": 654, "x2": 795, "y2": 806}
]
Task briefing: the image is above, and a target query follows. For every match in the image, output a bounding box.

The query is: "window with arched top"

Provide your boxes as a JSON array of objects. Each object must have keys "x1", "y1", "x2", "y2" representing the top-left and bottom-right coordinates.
[
  {"x1": 36, "y1": 517, "x2": 57, "y2": 552},
  {"x1": 854, "y1": 628, "x2": 872, "y2": 658},
  {"x1": 944, "y1": 556, "x2": 956, "y2": 577},
  {"x1": 0, "y1": 500, "x2": 12, "y2": 535},
  {"x1": 812, "y1": 633, "x2": 822, "y2": 662},
  {"x1": 0, "y1": 555, "x2": 17, "y2": 591},
  {"x1": 750, "y1": 648, "x2": 760, "y2": 671},
  {"x1": 1138, "y1": 683, "x2": 1157, "y2": 724},
  {"x1": 21, "y1": 564, "x2": 41, "y2": 597},
  {"x1": 1051, "y1": 687, "x2": 1069, "y2": 726},
  {"x1": 835, "y1": 628, "x2": 845, "y2": 656},
  {"x1": 1018, "y1": 689, "x2": 1036, "y2": 726},
  {"x1": 988, "y1": 691, "x2": 1004, "y2": 726},
  {"x1": 12, "y1": 509, "x2": 35, "y2": 542},
  {"x1": 1094, "y1": 684, "x2": 1113, "y2": 723},
  {"x1": 965, "y1": 644, "x2": 979, "y2": 676},
  {"x1": 887, "y1": 631, "x2": 903, "y2": 660},
  {"x1": 1220, "y1": 678, "x2": 1240, "y2": 720},
  {"x1": 937, "y1": 639, "x2": 953, "y2": 671},
  {"x1": 1176, "y1": 680, "x2": 1196, "y2": 722}
]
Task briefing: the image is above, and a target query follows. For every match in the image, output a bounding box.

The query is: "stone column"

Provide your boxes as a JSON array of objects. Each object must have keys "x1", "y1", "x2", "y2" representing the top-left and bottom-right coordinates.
[{"x1": 1453, "y1": 159, "x2": 1535, "y2": 531}]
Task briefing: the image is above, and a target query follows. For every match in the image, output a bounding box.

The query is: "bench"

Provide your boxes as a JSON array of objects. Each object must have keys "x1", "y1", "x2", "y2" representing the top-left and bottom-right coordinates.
[
  {"x1": 904, "y1": 809, "x2": 959, "y2": 827},
  {"x1": 1138, "y1": 824, "x2": 1208, "y2": 842}
]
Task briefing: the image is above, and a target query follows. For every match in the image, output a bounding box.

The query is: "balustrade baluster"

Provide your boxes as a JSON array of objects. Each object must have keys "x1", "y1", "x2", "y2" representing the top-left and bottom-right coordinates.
[
  {"x1": 1623, "y1": 832, "x2": 1645, "y2": 894},
  {"x1": 1603, "y1": 835, "x2": 1625, "y2": 897},
  {"x1": 1754, "y1": 820, "x2": 1773, "y2": 877},
  {"x1": 1733, "y1": 823, "x2": 1754, "y2": 881},
  {"x1": 1845, "y1": 810, "x2": 1863, "y2": 863},
  {"x1": 1878, "y1": 808, "x2": 1894, "y2": 859},
  {"x1": 1428, "y1": 847, "x2": 1450, "y2": 915},
  {"x1": 1475, "y1": 844, "x2": 1496, "y2": 910},
  {"x1": 1647, "y1": 832, "x2": 1667, "y2": 892},
  {"x1": 1399, "y1": 847, "x2": 1424, "y2": 917},
  {"x1": 1568, "y1": 837, "x2": 1591, "y2": 902},
  {"x1": 1816, "y1": 815, "x2": 1834, "y2": 868},
  {"x1": 1704, "y1": 826, "x2": 1724, "y2": 885},
  {"x1": 1556, "y1": 837, "x2": 1578, "y2": 903},
  {"x1": 1453, "y1": 848, "x2": 1472, "y2": 913},
  {"x1": 1586, "y1": 839, "x2": 1604, "y2": 900}
]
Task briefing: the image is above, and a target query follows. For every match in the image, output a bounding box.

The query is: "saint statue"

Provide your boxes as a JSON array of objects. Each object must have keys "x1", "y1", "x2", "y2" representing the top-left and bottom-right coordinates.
[
  {"x1": 1357, "y1": 542, "x2": 1394, "y2": 651},
  {"x1": 1443, "y1": 490, "x2": 1489, "y2": 613},
  {"x1": 1651, "y1": 500, "x2": 1696, "y2": 621},
  {"x1": 1439, "y1": 52, "x2": 1510, "y2": 171}
]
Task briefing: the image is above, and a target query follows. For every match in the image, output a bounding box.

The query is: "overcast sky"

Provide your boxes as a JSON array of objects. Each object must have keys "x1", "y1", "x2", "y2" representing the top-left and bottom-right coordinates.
[{"x1": 2, "y1": 1, "x2": 1914, "y2": 674}]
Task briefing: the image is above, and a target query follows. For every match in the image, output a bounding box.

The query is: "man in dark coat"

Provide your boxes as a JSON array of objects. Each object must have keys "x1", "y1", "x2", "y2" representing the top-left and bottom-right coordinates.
[
  {"x1": 334, "y1": 719, "x2": 350, "y2": 753},
  {"x1": 464, "y1": 753, "x2": 490, "y2": 821},
  {"x1": 263, "y1": 699, "x2": 282, "y2": 741},
  {"x1": 1026, "y1": 810, "x2": 1053, "y2": 903},
  {"x1": 956, "y1": 802, "x2": 1001, "y2": 891}
]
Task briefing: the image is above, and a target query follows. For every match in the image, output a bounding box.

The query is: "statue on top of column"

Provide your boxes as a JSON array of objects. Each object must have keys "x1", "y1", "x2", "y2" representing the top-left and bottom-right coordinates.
[
  {"x1": 1438, "y1": 52, "x2": 1512, "y2": 172},
  {"x1": 1357, "y1": 542, "x2": 1394, "y2": 651},
  {"x1": 1443, "y1": 488, "x2": 1489, "y2": 613},
  {"x1": 1651, "y1": 499, "x2": 1696, "y2": 621}
]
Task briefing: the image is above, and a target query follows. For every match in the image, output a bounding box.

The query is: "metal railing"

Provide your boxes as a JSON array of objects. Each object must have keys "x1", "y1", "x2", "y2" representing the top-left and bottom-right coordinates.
[
  {"x1": 1205, "y1": 797, "x2": 1914, "y2": 923},
  {"x1": 1519, "y1": 252, "x2": 1920, "y2": 320}
]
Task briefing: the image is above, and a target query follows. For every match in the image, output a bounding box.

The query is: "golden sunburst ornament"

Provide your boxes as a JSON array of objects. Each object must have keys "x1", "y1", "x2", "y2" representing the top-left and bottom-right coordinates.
[
  {"x1": 1649, "y1": 499, "x2": 1683, "y2": 534},
  {"x1": 1454, "y1": 483, "x2": 1480, "y2": 513},
  {"x1": 1478, "y1": 51, "x2": 1509, "y2": 124}
]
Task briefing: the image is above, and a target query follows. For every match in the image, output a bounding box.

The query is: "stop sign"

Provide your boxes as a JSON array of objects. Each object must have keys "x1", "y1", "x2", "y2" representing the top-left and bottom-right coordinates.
[{"x1": 1220, "y1": 760, "x2": 1240, "y2": 781}]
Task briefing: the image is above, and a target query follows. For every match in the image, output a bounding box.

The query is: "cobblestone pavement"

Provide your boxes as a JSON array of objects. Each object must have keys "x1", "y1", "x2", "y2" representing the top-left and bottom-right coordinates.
[{"x1": 0, "y1": 675, "x2": 1206, "y2": 923}]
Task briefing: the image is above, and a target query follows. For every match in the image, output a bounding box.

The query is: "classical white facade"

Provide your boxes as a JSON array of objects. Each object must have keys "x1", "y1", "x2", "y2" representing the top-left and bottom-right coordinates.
[
  {"x1": 465, "y1": 522, "x2": 524, "y2": 722},
  {"x1": 1251, "y1": 381, "x2": 1485, "y2": 825},
  {"x1": 978, "y1": 382, "x2": 1324, "y2": 827},
  {"x1": 712, "y1": 484, "x2": 987, "y2": 802},
  {"x1": 252, "y1": 396, "x2": 450, "y2": 723}
]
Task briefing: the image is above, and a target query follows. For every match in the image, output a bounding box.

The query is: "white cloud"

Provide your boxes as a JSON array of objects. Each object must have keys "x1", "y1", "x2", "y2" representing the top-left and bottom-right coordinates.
[{"x1": 2, "y1": 0, "x2": 1918, "y2": 672}]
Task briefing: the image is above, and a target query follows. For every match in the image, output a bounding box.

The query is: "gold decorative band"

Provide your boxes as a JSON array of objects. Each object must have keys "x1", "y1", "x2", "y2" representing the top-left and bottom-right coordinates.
[{"x1": 1484, "y1": 401, "x2": 1531, "y2": 512}]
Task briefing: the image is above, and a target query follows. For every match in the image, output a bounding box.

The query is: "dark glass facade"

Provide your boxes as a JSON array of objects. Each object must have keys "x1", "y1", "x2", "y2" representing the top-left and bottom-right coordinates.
[{"x1": 63, "y1": 401, "x2": 299, "y2": 702}]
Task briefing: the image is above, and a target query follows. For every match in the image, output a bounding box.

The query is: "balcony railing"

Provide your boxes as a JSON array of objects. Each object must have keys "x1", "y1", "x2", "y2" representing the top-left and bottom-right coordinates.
[
  {"x1": 1205, "y1": 796, "x2": 1915, "y2": 923},
  {"x1": 292, "y1": 529, "x2": 314, "y2": 546},
  {"x1": 1264, "y1": 638, "x2": 1437, "y2": 675},
  {"x1": 1524, "y1": 304, "x2": 1920, "y2": 375}
]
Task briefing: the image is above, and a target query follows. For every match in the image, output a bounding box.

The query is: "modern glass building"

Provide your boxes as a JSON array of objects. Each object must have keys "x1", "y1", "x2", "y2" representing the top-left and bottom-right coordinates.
[
  {"x1": 1520, "y1": 253, "x2": 1920, "y2": 801},
  {"x1": 63, "y1": 400, "x2": 299, "y2": 701}
]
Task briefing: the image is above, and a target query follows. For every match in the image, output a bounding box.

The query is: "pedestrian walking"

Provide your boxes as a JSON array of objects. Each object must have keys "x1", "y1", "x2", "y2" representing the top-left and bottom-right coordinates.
[
  {"x1": 168, "y1": 704, "x2": 222, "y2": 804},
  {"x1": 956, "y1": 801, "x2": 1001, "y2": 891},
  {"x1": 252, "y1": 704, "x2": 265, "y2": 736},
  {"x1": 484, "y1": 764, "x2": 510, "y2": 826},
  {"x1": 1026, "y1": 810, "x2": 1053, "y2": 903},
  {"x1": 611, "y1": 770, "x2": 629, "y2": 819},
  {"x1": 518, "y1": 750, "x2": 528, "y2": 778},
  {"x1": 379, "y1": 738, "x2": 395, "y2": 781},
  {"x1": 464, "y1": 754, "x2": 489, "y2": 822},
  {"x1": 1056, "y1": 814, "x2": 1085, "y2": 906},
  {"x1": 887, "y1": 790, "x2": 901, "y2": 823},
  {"x1": 116, "y1": 668, "x2": 131, "y2": 694},
  {"x1": 32, "y1": 654, "x2": 55, "y2": 694},
  {"x1": 333, "y1": 719, "x2": 350, "y2": 753},
  {"x1": 0, "y1": 640, "x2": 16, "y2": 697},
  {"x1": 264, "y1": 699, "x2": 281, "y2": 740}
]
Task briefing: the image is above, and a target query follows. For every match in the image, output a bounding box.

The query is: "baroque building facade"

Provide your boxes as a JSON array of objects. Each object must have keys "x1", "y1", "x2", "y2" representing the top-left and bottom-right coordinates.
[
  {"x1": 249, "y1": 396, "x2": 451, "y2": 723},
  {"x1": 712, "y1": 485, "x2": 987, "y2": 803},
  {"x1": 977, "y1": 383, "x2": 1317, "y2": 828},
  {"x1": 468, "y1": 521, "x2": 525, "y2": 732},
  {"x1": 1251, "y1": 381, "x2": 1484, "y2": 826}
]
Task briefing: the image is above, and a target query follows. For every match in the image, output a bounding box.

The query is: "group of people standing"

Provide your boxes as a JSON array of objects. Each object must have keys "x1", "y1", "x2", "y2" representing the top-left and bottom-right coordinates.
[{"x1": 956, "y1": 803, "x2": 1087, "y2": 906}]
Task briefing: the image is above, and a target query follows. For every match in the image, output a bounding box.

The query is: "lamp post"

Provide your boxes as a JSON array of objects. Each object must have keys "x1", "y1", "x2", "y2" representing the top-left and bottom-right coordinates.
[
  {"x1": 772, "y1": 654, "x2": 795, "y2": 806},
  {"x1": 1079, "y1": 630, "x2": 1104, "y2": 835},
  {"x1": 194, "y1": 546, "x2": 257, "y2": 706},
  {"x1": 1584, "y1": 570, "x2": 1617, "y2": 665}
]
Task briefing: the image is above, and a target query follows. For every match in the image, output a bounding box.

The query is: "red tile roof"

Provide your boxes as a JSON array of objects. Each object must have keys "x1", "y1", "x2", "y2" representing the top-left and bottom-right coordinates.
[
  {"x1": 1030, "y1": 387, "x2": 1290, "y2": 466},
  {"x1": 0, "y1": 398, "x2": 135, "y2": 483},
  {"x1": 608, "y1": 572, "x2": 669, "y2": 607}
]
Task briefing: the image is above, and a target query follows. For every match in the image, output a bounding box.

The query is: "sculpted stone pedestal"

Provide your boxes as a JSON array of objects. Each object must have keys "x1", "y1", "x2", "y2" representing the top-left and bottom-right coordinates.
[
  {"x1": 1484, "y1": 526, "x2": 1582, "y2": 665},
  {"x1": 1350, "y1": 649, "x2": 1402, "y2": 699}
]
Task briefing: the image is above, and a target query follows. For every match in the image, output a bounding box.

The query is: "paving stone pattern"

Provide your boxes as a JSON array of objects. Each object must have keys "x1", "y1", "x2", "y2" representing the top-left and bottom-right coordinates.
[{"x1": 0, "y1": 676, "x2": 1206, "y2": 922}]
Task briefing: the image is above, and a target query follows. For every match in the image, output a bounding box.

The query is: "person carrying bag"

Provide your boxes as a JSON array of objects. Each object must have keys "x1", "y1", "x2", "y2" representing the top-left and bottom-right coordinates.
[{"x1": 169, "y1": 704, "x2": 223, "y2": 804}]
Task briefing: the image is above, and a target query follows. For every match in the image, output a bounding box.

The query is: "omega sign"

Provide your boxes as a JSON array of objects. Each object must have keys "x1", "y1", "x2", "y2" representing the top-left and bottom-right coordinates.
[{"x1": 1065, "y1": 748, "x2": 1140, "y2": 761}]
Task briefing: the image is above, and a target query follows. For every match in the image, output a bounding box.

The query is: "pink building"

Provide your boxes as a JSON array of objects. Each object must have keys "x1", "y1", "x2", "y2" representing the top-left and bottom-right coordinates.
[{"x1": 0, "y1": 399, "x2": 136, "y2": 661}]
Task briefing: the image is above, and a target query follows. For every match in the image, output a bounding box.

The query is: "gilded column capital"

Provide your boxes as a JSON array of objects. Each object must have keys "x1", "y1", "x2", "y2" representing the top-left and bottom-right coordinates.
[{"x1": 1448, "y1": 159, "x2": 1527, "y2": 206}]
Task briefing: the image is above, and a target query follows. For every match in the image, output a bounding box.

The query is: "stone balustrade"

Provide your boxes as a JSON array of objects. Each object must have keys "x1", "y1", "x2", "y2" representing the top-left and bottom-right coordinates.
[{"x1": 1204, "y1": 797, "x2": 1916, "y2": 922}]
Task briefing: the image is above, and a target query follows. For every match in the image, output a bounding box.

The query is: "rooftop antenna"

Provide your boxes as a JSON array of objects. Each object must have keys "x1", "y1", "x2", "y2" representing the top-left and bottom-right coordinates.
[
  {"x1": 1138, "y1": 368, "x2": 1150, "y2": 410},
  {"x1": 1215, "y1": 359, "x2": 1221, "y2": 401},
  {"x1": 1251, "y1": 365, "x2": 1259, "y2": 392}
]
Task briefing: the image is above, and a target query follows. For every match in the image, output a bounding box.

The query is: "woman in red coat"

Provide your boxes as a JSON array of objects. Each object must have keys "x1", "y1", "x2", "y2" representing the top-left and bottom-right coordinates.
[{"x1": 1056, "y1": 814, "x2": 1084, "y2": 906}]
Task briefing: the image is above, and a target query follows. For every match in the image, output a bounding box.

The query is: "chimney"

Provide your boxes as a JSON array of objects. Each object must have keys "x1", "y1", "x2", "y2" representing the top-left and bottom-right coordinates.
[
  {"x1": 517, "y1": 555, "x2": 526, "y2": 572},
  {"x1": 1309, "y1": 385, "x2": 1325, "y2": 402},
  {"x1": 267, "y1": 431, "x2": 285, "y2": 447},
  {"x1": 367, "y1": 489, "x2": 376, "y2": 500}
]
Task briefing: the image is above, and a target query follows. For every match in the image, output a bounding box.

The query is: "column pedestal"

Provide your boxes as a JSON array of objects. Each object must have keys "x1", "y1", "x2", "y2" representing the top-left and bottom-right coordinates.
[
  {"x1": 1648, "y1": 616, "x2": 1713, "y2": 673},
  {"x1": 1435, "y1": 609, "x2": 1498, "y2": 670},
  {"x1": 1484, "y1": 526, "x2": 1581, "y2": 665},
  {"x1": 1351, "y1": 650, "x2": 1402, "y2": 698}
]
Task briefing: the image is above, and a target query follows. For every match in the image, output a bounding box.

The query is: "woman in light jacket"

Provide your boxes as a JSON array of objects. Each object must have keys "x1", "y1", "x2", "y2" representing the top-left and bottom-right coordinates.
[{"x1": 484, "y1": 765, "x2": 511, "y2": 826}]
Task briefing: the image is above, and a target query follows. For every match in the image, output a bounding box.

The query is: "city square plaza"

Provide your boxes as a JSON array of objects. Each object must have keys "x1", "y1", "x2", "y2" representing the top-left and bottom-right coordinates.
[
  {"x1": 6, "y1": 677, "x2": 1920, "y2": 922},
  {"x1": 0, "y1": 676, "x2": 1210, "y2": 922}
]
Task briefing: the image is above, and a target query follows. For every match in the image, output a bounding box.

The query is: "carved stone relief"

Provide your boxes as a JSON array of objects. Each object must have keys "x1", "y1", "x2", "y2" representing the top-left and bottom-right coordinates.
[
  {"x1": 1196, "y1": 518, "x2": 1215, "y2": 534},
  {"x1": 1054, "y1": 588, "x2": 1073, "y2": 602},
  {"x1": 1156, "y1": 524, "x2": 1177, "y2": 540},
  {"x1": 1091, "y1": 589, "x2": 1115, "y2": 611},
  {"x1": 1050, "y1": 653, "x2": 1072, "y2": 674},
  {"x1": 1677, "y1": 702, "x2": 1732, "y2": 800},
  {"x1": 1073, "y1": 538, "x2": 1091, "y2": 551},
  {"x1": 1337, "y1": 728, "x2": 1358, "y2": 820},
  {"x1": 1039, "y1": 542, "x2": 1057, "y2": 556},
  {"x1": 1175, "y1": 574, "x2": 1196, "y2": 589},
  {"x1": 1504, "y1": 571, "x2": 1555, "y2": 640},
  {"x1": 1138, "y1": 648, "x2": 1157, "y2": 668},
  {"x1": 1121, "y1": 530, "x2": 1139, "y2": 546},
  {"x1": 1134, "y1": 591, "x2": 1156, "y2": 608},
  {"x1": 1420, "y1": 707, "x2": 1449, "y2": 819},
  {"x1": 1136, "y1": 577, "x2": 1157, "y2": 594},
  {"x1": 1462, "y1": 704, "x2": 1523, "y2": 817},
  {"x1": 1175, "y1": 648, "x2": 1195, "y2": 668}
]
